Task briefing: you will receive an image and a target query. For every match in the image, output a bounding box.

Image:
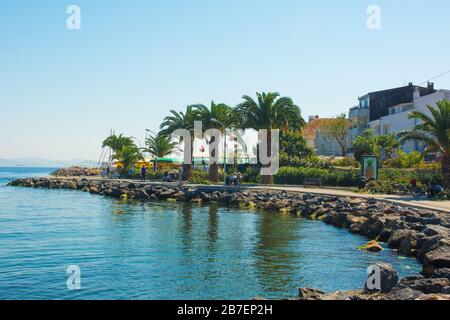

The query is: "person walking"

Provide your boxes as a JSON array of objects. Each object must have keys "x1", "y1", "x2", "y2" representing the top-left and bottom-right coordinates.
[
  {"x1": 178, "y1": 167, "x2": 183, "y2": 186},
  {"x1": 140, "y1": 166, "x2": 147, "y2": 182}
]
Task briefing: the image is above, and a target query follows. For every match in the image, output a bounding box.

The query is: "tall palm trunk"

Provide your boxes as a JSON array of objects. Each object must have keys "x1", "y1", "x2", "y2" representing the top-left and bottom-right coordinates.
[
  {"x1": 208, "y1": 136, "x2": 219, "y2": 182},
  {"x1": 183, "y1": 164, "x2": 192, "y2": 181},
  {"x1": 261, "y1": 130, "x2": 273, "y2": 185},
  {"x1": 183, "y1": 141, "x2": 194, "y2": 181},
  {"x1": 209, "y1": 163, "x2": 219, "y2": 182},
  {"x1": 441, "y1": 152, "x2": 450, "y2": 189}
]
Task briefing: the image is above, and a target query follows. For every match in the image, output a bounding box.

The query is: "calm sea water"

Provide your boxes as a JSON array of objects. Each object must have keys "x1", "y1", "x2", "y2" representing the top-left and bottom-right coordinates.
[{"x1": 0, "y1": 167, "x2": 421, "y2": 300}]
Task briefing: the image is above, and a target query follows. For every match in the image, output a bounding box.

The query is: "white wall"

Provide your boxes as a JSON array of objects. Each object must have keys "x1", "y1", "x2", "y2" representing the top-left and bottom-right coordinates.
[
  {"x1": 370, "y1": 90, "x2": 450, "y2": 153},
  {"x1": 316, "y1": 130, "x2": 343, "y2": 156}
]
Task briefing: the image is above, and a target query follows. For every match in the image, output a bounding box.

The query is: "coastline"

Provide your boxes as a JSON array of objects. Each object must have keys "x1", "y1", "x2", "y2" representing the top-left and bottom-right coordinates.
[{"x1": 8, "y1": 176, "x2": 450, "y2": 300}]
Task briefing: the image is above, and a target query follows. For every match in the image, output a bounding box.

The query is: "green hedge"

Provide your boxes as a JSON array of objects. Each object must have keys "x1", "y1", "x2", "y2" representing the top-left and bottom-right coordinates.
[
  {"x1": 274, "y1": 167, "x2": 360, "y2": 187},
  {"x1": 274, "y1": 166, "x2": 443, "y2": 189},
  {"x1": 379, "y1": 168, "x2": 442, "y2": 186}
]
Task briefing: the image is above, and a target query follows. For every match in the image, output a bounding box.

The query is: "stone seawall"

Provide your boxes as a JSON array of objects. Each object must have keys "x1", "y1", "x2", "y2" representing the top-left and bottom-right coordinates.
[{"x1": 8, "y1": 177, "x2": 450, "y2": 300}]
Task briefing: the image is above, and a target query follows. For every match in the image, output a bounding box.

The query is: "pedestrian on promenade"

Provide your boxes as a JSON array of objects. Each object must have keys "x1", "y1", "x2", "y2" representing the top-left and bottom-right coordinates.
[{"x1": 140, "y1": 166, "x2": 147, "y2": 182}]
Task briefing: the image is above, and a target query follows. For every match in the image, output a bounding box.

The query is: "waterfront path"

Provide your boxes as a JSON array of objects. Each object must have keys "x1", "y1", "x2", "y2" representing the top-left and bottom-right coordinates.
[{"x1": 49, "y1": 176, "x2": 450, "y2": 213}]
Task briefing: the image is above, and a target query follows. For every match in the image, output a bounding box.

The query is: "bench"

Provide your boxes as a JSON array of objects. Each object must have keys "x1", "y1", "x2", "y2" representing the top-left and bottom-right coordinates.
[{"x1": 303, "y1": 178, "x2": 322, "y2": 187}]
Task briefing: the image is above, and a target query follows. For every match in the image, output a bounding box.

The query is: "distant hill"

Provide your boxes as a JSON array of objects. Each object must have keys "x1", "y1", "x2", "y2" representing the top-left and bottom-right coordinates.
[{"x1": 0, "y1": 158, "x2": 96, "y2": 168}]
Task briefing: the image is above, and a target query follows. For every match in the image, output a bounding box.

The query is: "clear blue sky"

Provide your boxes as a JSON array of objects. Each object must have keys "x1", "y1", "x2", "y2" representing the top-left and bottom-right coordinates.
[{"x1": 1, "y1": 0, "x2": 449, "y2": 160}]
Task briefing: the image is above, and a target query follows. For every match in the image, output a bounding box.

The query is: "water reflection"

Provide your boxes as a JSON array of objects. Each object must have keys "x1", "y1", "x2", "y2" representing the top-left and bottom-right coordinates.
[
  {"x1": 254, "y1": 213, "x2": 303, "y2": 296},
  {"x1": 179, "y1": 203, "x2": 193, "y2": 253},
  {"x1": 0, "y1": 168, "x2": 423, "y2": 299},
  {"x1": 206, "y1": 204, "x2": 219, "y2": 252}
]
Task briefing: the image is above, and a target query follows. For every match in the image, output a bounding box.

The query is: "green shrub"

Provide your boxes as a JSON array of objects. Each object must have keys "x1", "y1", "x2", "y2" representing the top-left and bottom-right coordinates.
[
  {"x1": 384, "y1": 151, "x2": 424, "y2": 168},
  {"x1": 331, "y1": 157, "x2": 360, "y2": 168},
  {"x1": 280, "y1": 156, "x2": 332, "y2": 169},
  {"x1": 189, "y1": 170, "x2": 212, "y2": 184},
  {"x1": 363, "y1": 180, "x2": 404, "y2": 194},
  {"x1": 379, "y1": 168, "x2": 442, "y2": 186},
  {"x1": 242, "y1": 166, "x2": 261, "y2": 183},
  {"x1": 274, "y1": 167, "x2": 359, "y2": 187}
]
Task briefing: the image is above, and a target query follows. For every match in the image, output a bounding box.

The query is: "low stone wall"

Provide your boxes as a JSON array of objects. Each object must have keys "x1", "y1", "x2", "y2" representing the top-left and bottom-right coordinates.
[{"x1": 8, "y1": 177, "x2": 450, "y2": 300}]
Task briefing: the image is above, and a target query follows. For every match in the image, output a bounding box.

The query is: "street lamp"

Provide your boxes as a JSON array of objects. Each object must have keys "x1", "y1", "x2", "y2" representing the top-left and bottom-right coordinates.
[
  {"x1": 131, "y1": 136, "x2": 143, "y2": 149},
  {"x1": 146, "y1": 128, "x2": 157, "y2": 136}
]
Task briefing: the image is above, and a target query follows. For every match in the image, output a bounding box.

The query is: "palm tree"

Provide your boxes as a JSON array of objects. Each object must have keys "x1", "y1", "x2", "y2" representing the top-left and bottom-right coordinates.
[
  {"x1": 160, "y1": 106, "x2": 199, "y2": 180},
  {"x1": 398, "y1": 99, "x2": 450, "y2": 188},
  {"x1": 236, "y1": 92, "x2": 305, "y2": 184},
  {"x1": 102, "y1": 134, "x2": 135, "y2": 161},
  {"x1": 145, "y1": 132, "x2": 178, "y2": 158},
  {"x1": 114, "y1": 145, "x2": 143, "y2": 178},
  {"x1": 195, "y1": 101, "x2": 242, "y2": 181},
  {"x1": 144, "y1": 132, "x2": 178, "y2": 171}
]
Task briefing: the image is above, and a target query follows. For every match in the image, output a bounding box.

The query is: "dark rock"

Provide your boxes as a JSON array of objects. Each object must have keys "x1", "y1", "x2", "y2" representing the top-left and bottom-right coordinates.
[
  {"x1": 388, "y1": 229, "x2": 411, "y2": 249},
  {"x1": 88, "y1": 187, "x2": 99, "y2": 194},
  {"x1": 403, "y1": 214, "x2": 422, "y2": 224},
  {"x1": 184, "y1": 189, "x2": 201, "y2": 201},
  {"x1": 398, "y1": 231, "x2": 424, "y2": 256},
  {"x1": 109, "y1": 188, "x2": 124, "y2": 198},
  {"x1": 364, "y1": 263, "x2": 398, "y2": 293},
  {"x1": 431, "y1": 268, "x2": 450, "y2": 281},
  {"x1": 398, "y1": 277, "x2": 450, "y2": 294},
  {"x1": 158, "y1": 189, "x2": 177, "y2": 199},
  {"x1": 419, "y1": 217, "x2": 442, "y2": 226},
  {"x1": 135, "y1": 190, "x2": 149, "y2": 199},
  {"x1": 423, "y1": 246, "x2": 450, "y2": 270},
  {"x1": 422, "y1": 225, "x2": 450, "y2": 237},
  {"x1": 346, "y1": 216, "x2": 368, "y2": 233},
  {"x1": 298, "y1": 288, "x2": 325, "y2": 299},
  {"x1": 361, "y1": 219, "x2": 385, "y2": 239},
  {"x1": 417, "y1": 235, "x2": 450, "y2": 262},
  {"x1": 298, "y1": 204, "x2": 315, "y2": 216},
  {"x1": 384, "y1": 287, "x2": 424, "y2": 300},
  {"x1": 377, "y1": 228, "x2": 393, "y2": 243},
  {"x1": 274, "y1": 200, "x2": 290, "y2": 210}
]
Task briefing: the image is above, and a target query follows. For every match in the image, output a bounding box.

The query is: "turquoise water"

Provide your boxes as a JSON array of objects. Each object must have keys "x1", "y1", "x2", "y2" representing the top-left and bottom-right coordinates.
[{"x1": 0, "y1": 167, "x2": 421, "y2": 300}]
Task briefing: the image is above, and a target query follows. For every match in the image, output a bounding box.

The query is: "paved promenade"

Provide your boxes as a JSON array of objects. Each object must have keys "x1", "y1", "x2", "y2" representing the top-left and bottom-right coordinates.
[{"x1": 51, "y1": 176, "x2": 450, "y2": 213}]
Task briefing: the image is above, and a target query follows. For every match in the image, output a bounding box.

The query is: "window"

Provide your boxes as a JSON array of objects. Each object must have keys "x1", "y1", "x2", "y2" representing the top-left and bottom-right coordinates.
[
  {"x1": 390, "y1": 108, "x2": 396, "y2": 115},
  {"x1": 401, "y1": 104, "x2": 413, "y2": 112},
  {"x1": 360, "y1": 97, "x2": 369, "y2": 109}
]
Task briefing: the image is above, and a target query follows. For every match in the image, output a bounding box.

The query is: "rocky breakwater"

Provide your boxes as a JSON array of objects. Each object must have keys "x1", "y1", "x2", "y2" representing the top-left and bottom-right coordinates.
[
  {"x1": 8, "y1": 177, "x2": 450, "y2": 300},
  {"x1": 51, "y1": 167, "x2": 101, "y2": 177}
]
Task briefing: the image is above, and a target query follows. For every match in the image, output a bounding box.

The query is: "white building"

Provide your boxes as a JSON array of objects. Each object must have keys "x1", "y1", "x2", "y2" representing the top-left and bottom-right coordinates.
[
  {"x1": 369, "y1": 88, "x2": 450, "y2": 153},
  {"x1": 302, "y1": 117, "x2": 345, "y2": 156}
]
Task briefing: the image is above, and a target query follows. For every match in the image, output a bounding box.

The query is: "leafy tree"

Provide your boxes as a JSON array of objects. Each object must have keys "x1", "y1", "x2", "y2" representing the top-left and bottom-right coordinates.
[
  {"x1": 322, "y1": 114, "x2": 350, "y2": 156},
  {"x1": 236, "y1": 92, "x2": 305, "y2": 184},
  {"x1": 377, "y1": 133, "x2": 401, "y2": 160},
  {"x1": 398, "y1": 99, "x2": 450, "y2": 188},
  {"x1": 352, "y1": 129, "x2": 380, "y2": 162},
  {"x1": 280, "y1": 130, "x2": 313, "y2": 166}
]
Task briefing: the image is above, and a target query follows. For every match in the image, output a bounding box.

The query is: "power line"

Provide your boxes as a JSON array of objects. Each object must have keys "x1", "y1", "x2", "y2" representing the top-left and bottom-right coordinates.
[{"x1": 419, "y1": 69, "x2": 450, "y2": 85}]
